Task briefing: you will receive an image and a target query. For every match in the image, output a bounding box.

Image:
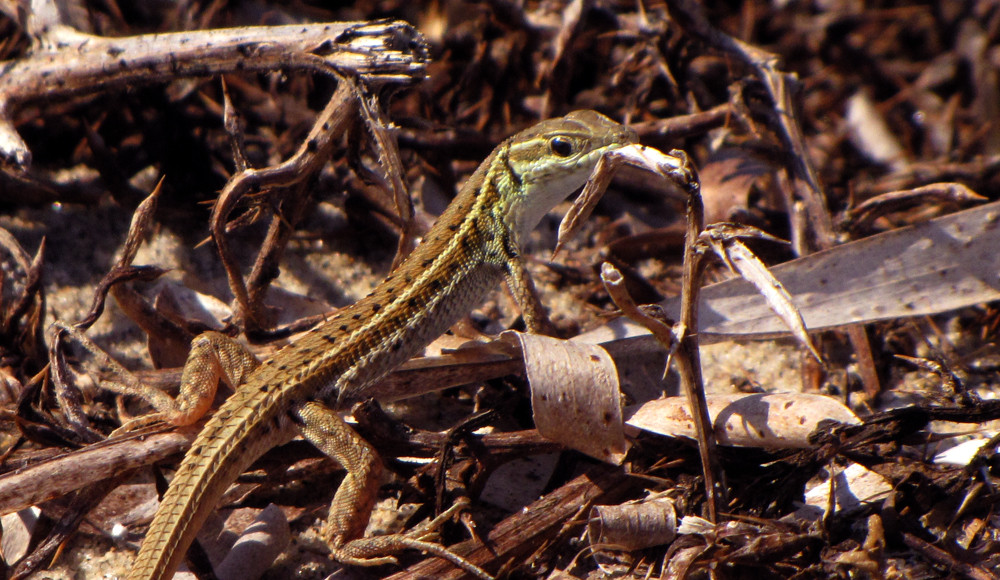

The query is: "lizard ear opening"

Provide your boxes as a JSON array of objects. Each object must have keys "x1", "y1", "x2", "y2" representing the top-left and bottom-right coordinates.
[{"x1": 549, "y1": 136, "x2": 574, "y2": 157}]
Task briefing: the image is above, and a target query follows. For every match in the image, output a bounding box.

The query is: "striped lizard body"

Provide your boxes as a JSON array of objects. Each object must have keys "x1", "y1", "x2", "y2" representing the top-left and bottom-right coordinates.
[{"x1": 126, "y1": 110, "x2": 638, "y2": 579}]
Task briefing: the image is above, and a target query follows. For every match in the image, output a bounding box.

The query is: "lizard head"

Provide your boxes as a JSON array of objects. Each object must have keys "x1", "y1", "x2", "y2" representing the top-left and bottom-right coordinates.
[{"x1": 501, "y1": 110, "x2": 638, "y2": 242}]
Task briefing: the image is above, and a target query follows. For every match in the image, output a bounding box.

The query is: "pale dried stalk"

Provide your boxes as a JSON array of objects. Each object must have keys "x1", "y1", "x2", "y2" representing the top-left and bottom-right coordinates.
[{"x1": 671, "y1": 153, "x2": 728, "y2": 523}]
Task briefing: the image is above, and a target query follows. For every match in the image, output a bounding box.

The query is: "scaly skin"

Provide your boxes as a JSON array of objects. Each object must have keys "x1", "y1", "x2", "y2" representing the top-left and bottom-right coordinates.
[{"x1": 127, "y1": 110, "x2": 638, "y2": 580}]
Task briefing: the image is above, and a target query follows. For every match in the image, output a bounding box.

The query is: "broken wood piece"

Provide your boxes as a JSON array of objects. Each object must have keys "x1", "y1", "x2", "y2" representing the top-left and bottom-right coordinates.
[
  {"x1": 0, "y1": 20, "x2": 428, "y2": 169},
  {"x1": 0, "y1": 428, "x2": 193, "y2": 517}
]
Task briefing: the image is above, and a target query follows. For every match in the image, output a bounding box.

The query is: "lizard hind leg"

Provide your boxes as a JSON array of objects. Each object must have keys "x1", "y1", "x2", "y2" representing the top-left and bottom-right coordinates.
[
  {"x1": 166, "y1": 331, "x2": 261, "y2": 426},
  {"x1": 292, "y1": 400, "x2": 494, "y2": 580},
  {"x1": 74, "y1": 327, "x2": 262, "y2": 433}
]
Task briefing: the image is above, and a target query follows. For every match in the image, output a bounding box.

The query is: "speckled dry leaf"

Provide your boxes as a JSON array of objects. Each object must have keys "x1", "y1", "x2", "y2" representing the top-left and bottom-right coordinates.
[
  {"x1": 512, "y1": 332, "x2": 629, "y2": 464},
  {"x1": 578, "y1": 201, "x2": 1000, "y2": 345},
  {"x1": 624, "y1": 393, "x2": 859, "y2": 448}
]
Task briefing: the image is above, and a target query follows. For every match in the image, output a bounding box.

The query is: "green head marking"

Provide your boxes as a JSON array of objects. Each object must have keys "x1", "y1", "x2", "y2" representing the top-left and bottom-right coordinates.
[{"x1": 501, "y1": 110, "x2": 638, "y2": 241}]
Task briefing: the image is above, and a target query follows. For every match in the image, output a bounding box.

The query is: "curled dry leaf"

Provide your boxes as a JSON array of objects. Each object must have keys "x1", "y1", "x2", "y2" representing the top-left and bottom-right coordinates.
[
  {"x1": 831, "y1": 514, "x2": 886, "y2": 574},
  {"x1": 0, "y1": 227, "x2": 46, "y2": 364},
  {"x1": 48, "y1": 325, "x2": 107, "y2": 444},
  {"x1": 357, "y1": 88, "x2": 416, "y2": 269},
  {"x1": 847, "y1": 182, "x2": 986, "y2": 230},
  {"x1": 588, "y1": 494, "x2": 677, "y2": 551},
  {"x1": 511, "y1": 332, "x2": 629, "y2": 464},
  {"x1": 663, "y1": 543, "x2": 710, "y2": 579},
  {"x1": 624, "y1": 393, "x2": 859, "y2": 449}
]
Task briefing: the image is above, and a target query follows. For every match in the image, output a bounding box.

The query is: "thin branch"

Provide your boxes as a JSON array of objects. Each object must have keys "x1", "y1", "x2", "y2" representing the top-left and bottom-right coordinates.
[
  {"x1": 670, "y1": 152, "x2": 727, "y2": 523},
  {"x1": 210, "y1": 79, "x2": 360, "y2": 334}
]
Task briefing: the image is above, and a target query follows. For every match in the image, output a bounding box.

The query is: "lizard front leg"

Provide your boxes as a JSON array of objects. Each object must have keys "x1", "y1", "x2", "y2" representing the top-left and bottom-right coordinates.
[
  {"x1": 292, "y1": 401, "x2": 494, "y2": 580},
  {"x1": 499, "y1": 236, "x2": 559, "y2": 336}
]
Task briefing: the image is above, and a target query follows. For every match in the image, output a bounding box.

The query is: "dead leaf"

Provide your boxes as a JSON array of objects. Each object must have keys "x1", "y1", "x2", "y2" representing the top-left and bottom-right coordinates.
[
  {"x1": 793, "y1": 463, "x2": 893, "y2": 521},
  {"x1": 215, "y1": 504, "x2": 291, "y2": 580},
  {"x1": 578, "y1": 201, "x2": 1000, "y2": 344},
  {"x1": 846, "y1": 91, "x2": 908, "y2": 171},
  {"x1": 588, "y1": 494, "x2": 677, "y2": 551},
  {"x1": 698, "y1": 148, "x2": 772, "y2": 224},
  {"x1": 0, "y1": 507, "x2": 40, "y2": 566},
  {"x1": 625, "y1": 393, "x2": 859, "y2": 448},
  {"x1": 510, "y1": 332, "x2": 629, "y2": 464}
]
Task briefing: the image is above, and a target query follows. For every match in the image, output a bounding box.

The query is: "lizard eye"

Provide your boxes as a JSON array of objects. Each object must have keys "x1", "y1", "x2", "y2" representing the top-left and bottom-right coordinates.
[{"x1": 549, "y1": 136, "x2": 574, "y2": 157}]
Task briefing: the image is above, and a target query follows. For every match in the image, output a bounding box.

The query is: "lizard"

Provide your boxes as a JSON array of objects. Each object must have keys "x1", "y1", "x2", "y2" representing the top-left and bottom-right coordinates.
[{"x1": 114, "y1": 109, "x2": 646, "y2": 580}]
